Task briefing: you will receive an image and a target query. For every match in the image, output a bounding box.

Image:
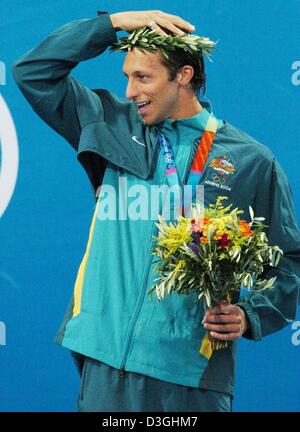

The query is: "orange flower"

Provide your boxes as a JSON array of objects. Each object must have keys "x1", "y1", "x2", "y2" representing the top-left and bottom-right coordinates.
[
  {"x1": 239, "y1": 220, "x2": 250, "y2": 227},
  {"x1": 239, "y1": 220, "x2": 253, "y2": 237},
  {"x1": 200, "y1": 236, "x2": 209, "y2": 244}
]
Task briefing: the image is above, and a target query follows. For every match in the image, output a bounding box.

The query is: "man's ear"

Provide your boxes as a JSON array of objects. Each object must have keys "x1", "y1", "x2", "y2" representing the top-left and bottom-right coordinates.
[{"x1": 176, "y1": 65, "x2": 194, "y2": 87}]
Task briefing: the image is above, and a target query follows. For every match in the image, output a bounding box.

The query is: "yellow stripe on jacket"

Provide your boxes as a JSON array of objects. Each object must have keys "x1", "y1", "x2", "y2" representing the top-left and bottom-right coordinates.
[{"x1": 73, "y1": 202, "x2": 99, "y2": 316}]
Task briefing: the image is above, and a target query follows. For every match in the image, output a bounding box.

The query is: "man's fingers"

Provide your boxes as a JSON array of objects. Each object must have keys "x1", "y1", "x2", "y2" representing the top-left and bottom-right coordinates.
[
  {"x1": 204, "y1": 322, "x2": 241, "y2": 333},
  {"x1": 154, "y1": 19, "x2": 186, "y2": 36},
  {"x1": 202, "y1": 310, "x2": 242, "y2": 324},
  {"x1": 205, "y1": 303, "x2": 239, "y2": 317},
  {"x1": 147, "y1": 21, "x2": 168, "y2": 36},
  {"x1": 157, "y1": 12, "x2": 195, "y2": 32},
  {"x1": 209, "y1": 331, "x2": 241, "y2": 341},
  {"x1": 204, "y1": 316, "x2": 242, "y2": 325},
  {"x1": 210, "y1": 305, "x2": 231, "y2": 315}
]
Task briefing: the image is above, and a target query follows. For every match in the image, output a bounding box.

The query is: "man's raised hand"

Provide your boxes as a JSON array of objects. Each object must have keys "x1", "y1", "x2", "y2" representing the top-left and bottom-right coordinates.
[{"x1": 110, "y1": 10, "x2": 195, "y2": 36}]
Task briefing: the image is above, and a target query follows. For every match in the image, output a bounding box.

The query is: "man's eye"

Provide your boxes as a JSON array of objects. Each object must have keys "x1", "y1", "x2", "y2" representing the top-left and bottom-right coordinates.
[{"x1": 139, "y1": 75, "x2": 148, "y2": 80}]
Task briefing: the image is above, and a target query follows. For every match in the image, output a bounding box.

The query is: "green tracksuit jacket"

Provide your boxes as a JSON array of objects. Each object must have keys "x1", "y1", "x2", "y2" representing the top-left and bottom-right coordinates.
[{"x1": 13, "y1": 12, "x2": 300, "y2": 396}]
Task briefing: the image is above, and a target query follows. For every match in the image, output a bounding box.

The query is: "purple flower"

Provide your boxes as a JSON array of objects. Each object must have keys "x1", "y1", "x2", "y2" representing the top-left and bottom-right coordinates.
[
  {"x1": 188, "y1": 242, "x2": 200, "y2": 255},
  {"x1": 191, "y1": 231, "x2": 201, "y2": 243}
]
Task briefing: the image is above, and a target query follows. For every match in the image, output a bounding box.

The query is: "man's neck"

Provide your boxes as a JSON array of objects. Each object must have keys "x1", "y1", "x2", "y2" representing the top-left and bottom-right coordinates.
[{"x1": 170, "y1": 96, "x2": 203, "y2": 120}]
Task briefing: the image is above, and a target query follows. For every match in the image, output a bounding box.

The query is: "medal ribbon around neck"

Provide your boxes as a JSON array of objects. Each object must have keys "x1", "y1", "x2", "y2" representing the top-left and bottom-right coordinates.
[{"x1": 157, "y1": 113, "x2": 218, "y2": 217}]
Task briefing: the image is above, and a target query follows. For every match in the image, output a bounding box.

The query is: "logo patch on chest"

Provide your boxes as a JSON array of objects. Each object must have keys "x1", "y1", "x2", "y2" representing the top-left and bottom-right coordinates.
[
  {"x1": 204, "y1": 155, "x2": 236, "y2": 191},
  {"x1": 209, "y1": 155, "x2": 236, "y2": 175}
]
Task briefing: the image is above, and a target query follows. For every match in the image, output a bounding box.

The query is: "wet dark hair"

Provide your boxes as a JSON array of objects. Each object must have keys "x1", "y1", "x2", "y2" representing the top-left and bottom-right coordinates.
[{"x1": 159, "y1": 49, "x2": 206, "y2": 97}]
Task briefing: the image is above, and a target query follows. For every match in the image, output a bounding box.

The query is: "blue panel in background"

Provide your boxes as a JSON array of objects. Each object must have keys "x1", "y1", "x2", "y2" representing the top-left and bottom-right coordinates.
[{"x1": 0, "y1": 0, "x2": 299, "y2": 412}]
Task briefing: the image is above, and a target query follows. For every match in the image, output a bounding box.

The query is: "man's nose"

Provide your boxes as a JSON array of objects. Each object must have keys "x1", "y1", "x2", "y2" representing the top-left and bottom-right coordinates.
[{"x1": 126, "y1": 79, "x2": 139, "y2": 100}]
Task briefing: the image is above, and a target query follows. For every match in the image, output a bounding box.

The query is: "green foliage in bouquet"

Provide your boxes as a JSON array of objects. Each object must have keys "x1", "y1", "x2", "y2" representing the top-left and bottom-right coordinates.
[{"x1": 149, "y1": 196, "x2": 283, "y2": 309}]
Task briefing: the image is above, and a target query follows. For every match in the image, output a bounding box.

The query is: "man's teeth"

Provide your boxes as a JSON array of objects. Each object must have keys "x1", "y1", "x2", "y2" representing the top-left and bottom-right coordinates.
[{"x1": 138, "y1": 101, "x2": 150, "y2": 108}]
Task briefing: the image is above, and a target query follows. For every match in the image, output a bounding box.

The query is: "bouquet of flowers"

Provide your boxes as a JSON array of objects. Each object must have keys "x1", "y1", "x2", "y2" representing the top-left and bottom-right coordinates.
[{"x1": 149, "y1": 196, "x2": 283, "y2": 350}]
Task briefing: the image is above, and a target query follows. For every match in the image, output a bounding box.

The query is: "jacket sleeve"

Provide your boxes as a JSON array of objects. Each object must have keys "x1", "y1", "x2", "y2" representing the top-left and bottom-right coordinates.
[
  {"x1": 237, "y1": 157, "x2": 300, "y2": 341},
  {"x1": 12, "y1": 13, "x2": 157, "y2": 191},
  {"x1": 12, "y1": 12, "x2": 118, "y2": 151}
]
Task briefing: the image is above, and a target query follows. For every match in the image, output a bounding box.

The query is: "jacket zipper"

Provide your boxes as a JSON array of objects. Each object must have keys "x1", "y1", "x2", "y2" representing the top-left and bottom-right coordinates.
[
  {"x1": 119, "y1": 367, "x2": 126, "y2": 378},
  {"x1": 181, "y1": 137, "x2": 201, "y2": 218},
  {"x1": 118, "y1": 223, "x2": 158, "y2": 377},
  {"x1": 118, "y1": 144, "x2": 163, "y2": 377},
  {"x1": 117, "y1": 137, "x2": 198, "y2": 377}
]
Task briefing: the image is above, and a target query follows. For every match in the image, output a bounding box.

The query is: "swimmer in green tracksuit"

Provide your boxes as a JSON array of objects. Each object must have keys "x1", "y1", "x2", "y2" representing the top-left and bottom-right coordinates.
[{"x1": 13, "y1": 10, "x2": 300, "y2": 412}]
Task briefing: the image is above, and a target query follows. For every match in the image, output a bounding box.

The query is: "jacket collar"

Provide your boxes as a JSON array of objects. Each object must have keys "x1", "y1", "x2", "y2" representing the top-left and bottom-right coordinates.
[{"x1": 155, "y1": 100, "x2": 212, "y2": 130}]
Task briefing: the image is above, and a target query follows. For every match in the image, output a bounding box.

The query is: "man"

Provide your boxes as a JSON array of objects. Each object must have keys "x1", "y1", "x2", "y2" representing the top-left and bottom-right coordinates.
[{"x1": 13, "y1": 10, "x2": 300, "y2": 412}]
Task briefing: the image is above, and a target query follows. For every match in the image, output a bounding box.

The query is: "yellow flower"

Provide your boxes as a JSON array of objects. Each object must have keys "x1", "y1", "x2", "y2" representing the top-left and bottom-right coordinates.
[
  {"x1": 174, "y1": 259, "x2": 185, "y2": 275},
  {"x1": 214, "y1": 229, "x2": 225, "y2": 240},
  {"x1": 158, "y1": 218, "x2": 192, "y2": 258}
]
